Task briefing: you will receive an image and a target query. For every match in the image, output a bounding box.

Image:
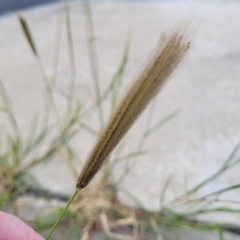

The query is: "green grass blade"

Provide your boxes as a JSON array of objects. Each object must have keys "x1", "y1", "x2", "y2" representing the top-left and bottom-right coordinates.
[
  {"x1": 111, "y1": 150, "x2": 145, "y2": 166},
  {"x1": 185, "y1": 142, "x2": 240, "y2": 196},
  {"x1": 160, "y1": 176, "x2": 172, "y2": 210},
  {"x1": 24, "y1": 125, "x2": 53, "y2": 156},
  {"x1": 110, "y1": 36, "x2": 130, "y2": 111},
  {"x1": 0, "y1": 80, "x2": 22, "y2": 165},
  {"x1": 203, "y1": 184, "x2": 240, "y2": 198},
  {"x1": 218, "y1": 228, "x2": 224, "y2": 240},
  {"x1": 0, "y1": 81, "x2": 20, "y2": 137},
  {"x1": 143, "y1": 109, "x2": 179, "y2": 138},
  {"x1": 63, "y1": 0, "x2": 76, "y2": 120},
  {"x1": 45, "y1": 189, "x2": 79, "y2": 240},
  {"x1": 18, "y1": 15, "x2": 61, "y2": 129},
  {"x1": 223, "y1": 141, "x2": 240, "y2": 166},
  {"x1": 24, "y1": 113, "x2": 39, "y2": 152},
  {"x1": 79, "y1": 122, "x2": 98, "y2": 136},
  {"x1": 119, "y1": 187, "x2": 146, "y2": 211},
  {"x1": 82, "y1": 0, "x2": 104, "y2": 126}
]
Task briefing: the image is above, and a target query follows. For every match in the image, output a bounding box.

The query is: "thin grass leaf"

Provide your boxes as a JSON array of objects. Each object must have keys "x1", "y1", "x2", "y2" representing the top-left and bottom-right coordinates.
[
  {"x1": 108, "y1": 138, "x2": 129, "y2": 183},
  {"x1": 82, "y1": 0, "x2": 104, "y2": 126},
  {"x1": 24, "y1": 125, "x2": 53, "y2": 156},
  {"x1": 28, "y1": 147, "x2": 58, "y2": 171},
  {"x1": 10, "y1": 138, "x2": 19, "y2": 164},
  {"x1": 115, "y1": 110, "x2": 178, "y2": 186},
  {"x1": 65, "y1": 145, "x2": 75, "y2": 161},
  {"x1": 119, "y1": 187, "x2": 146, "y2": 211},
  {"x1": 169, "y1": 207, "x2": 240, "y2": 218},
  {"x1": 24, "y1": 113, "x2": 39, "y2": 152},
  {"x1": 185, "y1": 142, "x2": 240, "y2": 196},
  {"x1": 223, "y1": 141, "x2": 240, "y2": 166},
  {"x1": 144, "y1": 109, "x2": 179, "y2": 138},
  {"x1": 227, "y1": 158, "x2": 240, "y2": 168},
  {"x1": 180, "y1": 196, "x2": 216, "y2": 217},
  {"x1": 16, "y1": 129, "x2": 78, "y2": 174},
  {"x1": 61, "y1": 129, "x2": 79, "y2": 146},
  {"x1": 114, "y1": 158, "x2": 134, "y2": 187},
  {"x1": 111, "y1": 137, "x2": 128, "y2": 164},
  {"x1": 160, "y1": 176, "x2": 172, "y2": 210},
  {"x1": 110, "y1": 150, "x2": 145, "y2": 186},
  {"x1": 111, "y1": 36, "x2": 130, "y2": 112},
  {"x1": 203, "y1": 184, "x2": 240, "y2": 199},
  {"x1": 0, "y1": 81, "x2": 21, "y2": 159},
  {"x1": 142, "y1": 97, "x2": 158, "y2": 140},
  {"x1": 63, "y1": 0, "x2": 76, "y2": 120},
  {"x1": 0, "y1": 152, "x2": 8, "y2": 165},
  {"x1": 68, "y1": 101, "x2": 83, "y2": 127},
  {"x1": 50, "y1": 9, "x2": 63, "y2": 85},
  {"x1": 115, "y1": 111, "x2": 178, "y2": 186},
  {"x1": 79, "y1": 122, "x2": 98, "y2": 136},
  {"x1": 19, "y1": 15, "x2": 61, "y2": 128},
  {"x1": 61, "y1": 144, "x2": 78, "y2": 179},
  {"x1": 218, "y1": 228, "x2": 224, "y2": 240},
  {"x1": 81, "y1": 36, "x2": 129, "y2": 125},
  {"x1": 0, "y1": 106, "x2": 8, "y2": 112},
  {"x1": 116, "y1": 103, "x2": 178, "y2": 187},
  {"x1": 111, "y1": 151, "x2": 145, "y2": 165}
]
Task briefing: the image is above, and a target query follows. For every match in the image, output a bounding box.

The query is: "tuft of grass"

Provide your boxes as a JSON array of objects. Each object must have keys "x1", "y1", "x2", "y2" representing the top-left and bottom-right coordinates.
[
  {"x1": 45, "y1": 29, "x2": 190, "y2": 239},
  {"x1": 2, "y1": 1, "x2": 240, "y2": 240}
]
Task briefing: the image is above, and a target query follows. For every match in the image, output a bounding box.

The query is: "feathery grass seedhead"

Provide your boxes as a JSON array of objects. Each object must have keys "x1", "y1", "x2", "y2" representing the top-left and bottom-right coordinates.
[
  {"x1": 19, "y1": 15, "x2": 38, "y2": 56},
  {"x1": 77, "y1": 33, "x2": 190, "y2": 189}
]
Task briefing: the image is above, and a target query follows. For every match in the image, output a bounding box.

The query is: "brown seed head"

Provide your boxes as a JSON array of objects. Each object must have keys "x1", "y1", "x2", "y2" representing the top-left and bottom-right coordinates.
[{"x1": 77, "y1": 33, "x2": 190, "y2": 189}]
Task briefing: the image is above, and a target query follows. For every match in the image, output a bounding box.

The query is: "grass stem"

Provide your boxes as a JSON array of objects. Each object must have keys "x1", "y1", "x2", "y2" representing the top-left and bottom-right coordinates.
[
  {"x1": 45, "y1": 188, "x2": 80, "y2": 240},
  {"x1": 82, "y1": 0, "x2": 104, "y2": 127}
]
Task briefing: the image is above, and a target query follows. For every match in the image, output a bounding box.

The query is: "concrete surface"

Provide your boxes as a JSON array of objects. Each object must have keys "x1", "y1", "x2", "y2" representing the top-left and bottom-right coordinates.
[
  {"x1": 10, "y1": 196, "x2": 240, "y2": 240},
  {"x1": 0, "y1": 0, "x2": 240, "y2": 227}
]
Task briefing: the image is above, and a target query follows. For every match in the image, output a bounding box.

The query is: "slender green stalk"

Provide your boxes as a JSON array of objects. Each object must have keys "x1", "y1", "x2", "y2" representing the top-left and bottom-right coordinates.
[
  {"x1": 36, "y1": 57, "x2": 61, "y2": 126},
  {"x1": 218, "y1": 228, "x2": 224, "y2": 240},
  {"x1": 50, "y1": 11, "x2": 63, "y2": 86},
  {"x1": 18, "y1": 15, "x2": 61, "y2": 128},
  {"x1": 45, "y1": 189, "x2": 80, "y2": 240},
  {"x1": 115, "y1": 109, "x2": 179, "y2": 186},
  {"x1": 82, "y1": 0, "x2": 104, "y2": 127},
  {"x1": 78, "y1": 36, "x2": 130, "y2": 142},
  {"x1": 63, "y1": 0, "x2": 76, "y2": 120},
  {"x1": 167, "y1": 141, "x2": 240, "y2": 207},
  {"x1": 186, "y1": 141, "x2": 240, "y2": 195},
  {"x1": 110, "y1": 37, "x2": 130, "y2": 112}
]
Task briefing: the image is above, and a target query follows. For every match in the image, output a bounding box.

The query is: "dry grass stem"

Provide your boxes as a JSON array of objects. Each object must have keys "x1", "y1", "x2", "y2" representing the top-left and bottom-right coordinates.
[{"x1": 77, "y1": 33, "x2": 190, "y2": 189}]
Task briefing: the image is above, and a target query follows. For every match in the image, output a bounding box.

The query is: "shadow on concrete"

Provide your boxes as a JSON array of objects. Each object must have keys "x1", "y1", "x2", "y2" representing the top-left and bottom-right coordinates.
[{"x1": 0, "y1": 0, "x2": 57, "y2": 15}]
